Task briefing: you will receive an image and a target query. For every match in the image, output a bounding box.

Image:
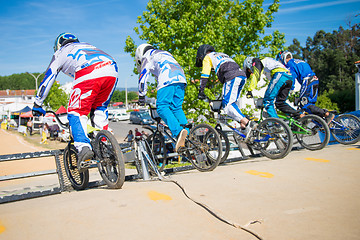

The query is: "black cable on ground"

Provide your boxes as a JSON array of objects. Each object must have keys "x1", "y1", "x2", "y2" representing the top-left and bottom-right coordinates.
[{"x1": 160, "y1": 178, "x2": 263, "y2": 240}]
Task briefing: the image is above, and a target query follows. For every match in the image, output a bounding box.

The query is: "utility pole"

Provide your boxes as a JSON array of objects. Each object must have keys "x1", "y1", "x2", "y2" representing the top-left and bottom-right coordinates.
[
  {"x1": 355, "y1": 61, "x2": 360, "y2": 111},
  {"x1": 26, "y1": 72, "x2": 43, "y2": 91}
]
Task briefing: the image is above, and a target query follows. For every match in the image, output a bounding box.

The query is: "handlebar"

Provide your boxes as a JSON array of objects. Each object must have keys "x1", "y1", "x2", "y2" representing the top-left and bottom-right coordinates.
[{"x1": 45, "y1": 110, "x2": 69, "y2": 129}]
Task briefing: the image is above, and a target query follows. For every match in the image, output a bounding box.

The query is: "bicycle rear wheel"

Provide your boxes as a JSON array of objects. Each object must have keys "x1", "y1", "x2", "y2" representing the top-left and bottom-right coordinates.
[
  {"x1": 63, "y1": 144, "x2": 89, "y2": 190},
  {"x1": 330, "y1": 114, "x2": 360, "y2": 144},
  {"x1": 146, "y1": 132, "x2": 167, "y2": 172},
  {"x1": 94, "y1": 130, "x2": 125, "y2": 189},
  {"x1": 255, "y1": 118, "x2": 293, "y2": 159},
  {"x1": 184, "y1": 123, "x2": 222, "y2": 171},
  {"x1": 295, "y1": 115, "x2": 330, "y2": 150}
]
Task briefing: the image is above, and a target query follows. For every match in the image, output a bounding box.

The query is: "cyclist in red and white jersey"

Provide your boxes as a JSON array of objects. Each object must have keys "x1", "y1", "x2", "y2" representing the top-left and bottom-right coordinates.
[{"x1": 32, "y1": 33, "x2": 118, "y2": 171}]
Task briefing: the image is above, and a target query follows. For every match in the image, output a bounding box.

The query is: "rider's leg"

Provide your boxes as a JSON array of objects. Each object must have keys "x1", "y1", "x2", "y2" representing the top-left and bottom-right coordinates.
[
  {"x1": 157, "y1": 83, "x2": 188, "y2": 151},
  {"x1": 222, "y1": 76, "x2": 248, "y2": 128},
  {"x1": 263, "y1": 72, "x2": 285, "y2": 118},
  {"x1": 275, "y1": 76, "x2": 303, "y2": 118},
  {"x1": 157, "y1": 83, "x2": 188, "y2": 150},
  {"x1": 91, "y1": 77, "x2": 118, "y2": 131}
]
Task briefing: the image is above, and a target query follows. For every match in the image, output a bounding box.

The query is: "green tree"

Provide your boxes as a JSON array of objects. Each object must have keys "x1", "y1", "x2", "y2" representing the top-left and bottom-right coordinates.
[
  {"x1": 111, "y1": 90, "x2": 139, "y2": 103},
  {"x1": 0, "y1": 73, "x2": 40, "y2": 90},
  {"x1": 124, "y1": 0, "x2": 283, "y2": 123},
  {"x1": 43, "y1": 81, "x2": 69, "y2": 111},
  {"x1": 288, "y1": 18, "x2": 360, "y2": 112}
]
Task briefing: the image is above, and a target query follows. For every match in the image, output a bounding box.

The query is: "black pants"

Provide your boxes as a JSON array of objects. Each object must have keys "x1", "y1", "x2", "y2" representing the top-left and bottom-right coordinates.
[{"x1": 275, "y1": 79, "x2": 300, "y2": 117}]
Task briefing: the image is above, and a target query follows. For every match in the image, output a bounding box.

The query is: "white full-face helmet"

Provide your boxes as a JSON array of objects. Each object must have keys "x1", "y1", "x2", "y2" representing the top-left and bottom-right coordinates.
[
  {"x1": 243, "y1": 57, "x2": 254, "y2": 73},
  {"x1": 276, "y1": 51, "x2": 293, "y2": 65},
  {"x1": 135, "y1": 43, "x2": 155, "y2": 73}
]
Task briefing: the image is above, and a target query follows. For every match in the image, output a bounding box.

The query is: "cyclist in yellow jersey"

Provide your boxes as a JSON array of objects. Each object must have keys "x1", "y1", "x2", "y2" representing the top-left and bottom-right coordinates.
[
  {"x1": 196, "y1": 44, "x2": 256, "y2": 142},
  {"x1": 243, "y1": 57, "x2": 305, "y2": 119}
]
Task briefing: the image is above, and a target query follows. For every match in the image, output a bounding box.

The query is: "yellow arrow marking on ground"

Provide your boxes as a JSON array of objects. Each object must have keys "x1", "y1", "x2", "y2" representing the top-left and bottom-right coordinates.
[
  {"x1": 147, "y1": 191, "x2": 172, "y2": 201},
  {"x1": 305, "y1": 157, "x2": 330, "y2": 163},
  {"x1": 0, "y1": 223, "x2": 5, "y2": 234},
  {"x1": 245, "y1": 170, "x2": 274, "y2": 178},
  {"x1": 347, "y1": 148, "x2": 360, "y2": 151}
]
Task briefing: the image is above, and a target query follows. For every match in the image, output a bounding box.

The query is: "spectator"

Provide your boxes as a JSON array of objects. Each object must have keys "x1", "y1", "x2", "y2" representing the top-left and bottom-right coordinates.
[
  {"x1": 124, "y1": 130, "x2": 134, "y2": 142},
  {"x1": 40, "y1": 123, "x2": 49, "y2": 144},
  {"x1": 135, "y1": 128, "x2": 142, "y2": 137},
  {"x1": 27, "y1": 119, "x2": 33, "y2": 136},
  {"x1": 141, "y1": 130, "x2": 149, "y2": 138}
]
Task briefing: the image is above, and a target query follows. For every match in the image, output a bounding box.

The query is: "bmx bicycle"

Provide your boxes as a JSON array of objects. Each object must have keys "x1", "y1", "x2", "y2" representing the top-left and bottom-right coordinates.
[
  {"x1": 208, "y1": 98, "x2": 294, "y2": 161},
  {"x1": 327, "y1": 111, "x2": 360, "y2": 144},
  {"x1": 48, "y1": 110, "x2": 125, "y2": 190},
  {"x1": 277, "y1": 110, "x2": 330, "y2": 151},
  {"x1": 145, "y1": 104, "x2": 223, "y2": 172}
]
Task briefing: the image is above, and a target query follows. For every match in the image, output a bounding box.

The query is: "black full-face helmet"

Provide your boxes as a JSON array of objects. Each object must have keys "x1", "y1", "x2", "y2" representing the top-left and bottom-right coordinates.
[{"x1": 195, "y1": 44, "x2": 215, "y2": 67}]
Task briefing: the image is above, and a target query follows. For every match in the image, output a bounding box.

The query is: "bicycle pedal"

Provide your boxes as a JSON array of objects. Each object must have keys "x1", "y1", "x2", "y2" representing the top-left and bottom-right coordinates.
[
  {"x1": 177, "y1": 146, "x2": 186, "y2": 154},
  {"x1": 80, "y1": 159, "x2": 96, "y2": 168}
]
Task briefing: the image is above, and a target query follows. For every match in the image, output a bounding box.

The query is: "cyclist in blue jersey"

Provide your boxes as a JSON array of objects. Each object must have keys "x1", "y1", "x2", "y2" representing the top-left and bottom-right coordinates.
[
  {"x1": 276, "y1": 51, "x2": 334, "y2": 123},
  {"x1": 32, "y1": 33, "x2": 118, "y2": 172},
  {"x1": 195, "y1": 44, "x2": 256, "y2": 142},
  {"x1": 135, "y1": 43, "x2": 188, "y2": 152}
]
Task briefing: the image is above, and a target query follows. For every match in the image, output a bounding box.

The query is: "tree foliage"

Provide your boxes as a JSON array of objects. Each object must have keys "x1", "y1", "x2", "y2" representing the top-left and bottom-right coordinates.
[
  {"x1": 125, "y1": 0, "x2": 283, "y2": 122},
  {"x1": 42, "y1": 81, "x2": 69, "y2": 111},
  {"x1": 288, "y1": 19, "x2": 360, "y2": 112},
  {"x1": 111, "y1": 90, "x2": 138, "y2": 103},
  {"x1": 0, "y1": 73, "x2": 42, "y2": 90}
]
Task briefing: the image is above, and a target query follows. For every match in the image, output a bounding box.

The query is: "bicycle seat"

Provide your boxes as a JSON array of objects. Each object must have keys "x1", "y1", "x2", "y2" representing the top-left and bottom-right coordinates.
[
  {"x1": 255, "y1": 98, "x2": 264, "y2": 109},
  {"x1": 209, "y1": 100, "x2": 222, "y2": 113}
]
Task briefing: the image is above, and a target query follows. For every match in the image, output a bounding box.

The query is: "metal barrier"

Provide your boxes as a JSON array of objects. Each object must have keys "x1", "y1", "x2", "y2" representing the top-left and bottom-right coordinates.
[{"x1": 0, "y1": 150, "x2": 65, "y2": 204}]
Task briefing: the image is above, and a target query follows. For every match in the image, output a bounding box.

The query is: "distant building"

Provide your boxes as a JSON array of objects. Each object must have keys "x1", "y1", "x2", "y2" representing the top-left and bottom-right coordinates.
[{"x1": 0, "y1": 89, "x2": 36, "y2": 120}]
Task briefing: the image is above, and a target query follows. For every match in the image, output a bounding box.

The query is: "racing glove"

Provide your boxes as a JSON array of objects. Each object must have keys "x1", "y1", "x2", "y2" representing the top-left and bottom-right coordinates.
[
  {"x1": 246, "y1": 91, "x2": 253, "y2": 99},
  {"x1": 32, "y1": 103, "x2": 46, "y2": 116}
]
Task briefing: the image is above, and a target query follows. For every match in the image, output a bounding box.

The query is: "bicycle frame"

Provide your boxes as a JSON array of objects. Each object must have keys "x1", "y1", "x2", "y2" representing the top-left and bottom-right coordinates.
[
  {"x1": 277, "y1": 113, "x2": 313, "y2": 135},
  {"x1": 215, "y1": 115, "x2": 272, "y2": 143}
]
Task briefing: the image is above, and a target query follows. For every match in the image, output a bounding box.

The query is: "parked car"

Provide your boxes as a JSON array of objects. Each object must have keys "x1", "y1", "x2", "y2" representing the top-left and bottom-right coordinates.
[
  {"x1": 112, "y1": 112, "x2": 130, "y2": 122},
  {"x1": 129, "y1": 111, "x2": 154, "y2": 125}
]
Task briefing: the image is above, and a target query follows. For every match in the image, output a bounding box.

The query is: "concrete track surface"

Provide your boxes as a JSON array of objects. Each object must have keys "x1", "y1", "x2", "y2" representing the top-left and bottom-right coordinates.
[{"x1": 0, "y1": 142, "x2": 360, "y2": 239}]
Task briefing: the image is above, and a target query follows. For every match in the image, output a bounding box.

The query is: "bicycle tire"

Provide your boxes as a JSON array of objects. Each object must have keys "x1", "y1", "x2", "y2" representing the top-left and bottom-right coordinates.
[
  {"x1": 330, "y1": 114, "x2": 360, "y2": 144},
  {"x1": 94, "y1": 130, "x2": 125, "y2": 189},
  {"x1": 295, "y1": 114, "x2": 330, "y2": 150},
  {"x1": 185, "y1": 123, "x2": 222, "y2": 171},
  {"x1": 146, "y1": 132, "x2": 167, "y2": 172},
  {"x1": 63, "y1": 144, "x2": 89, "y2": 190},
  {"x1": 216, "y1": 129, "x2": 230, "y2": 163},
  {"x1": 255, "y1": 118, "x2": 294, "y2": 159}
]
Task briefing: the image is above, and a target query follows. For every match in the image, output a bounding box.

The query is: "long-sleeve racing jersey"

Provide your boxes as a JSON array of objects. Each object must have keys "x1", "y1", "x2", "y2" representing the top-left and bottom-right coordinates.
[
  {"x1": 35, "y1": 42, "x2": 115, "y2": 106},
  {"x1": 138, "y1": 49, "x2": 187, "y2": 97},
  {"x1": 199, "y1": 52, "x2": 245, "y2": 92},
  {"x1": 286, "y1": 59, "x2": 316, "y2": 89},
  {"x1": 247, "y1": 57, "x2": 289, "y2": 91}
]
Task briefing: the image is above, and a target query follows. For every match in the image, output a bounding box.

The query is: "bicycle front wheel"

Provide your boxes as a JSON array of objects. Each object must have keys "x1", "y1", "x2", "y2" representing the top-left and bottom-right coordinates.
[
  {"x1": 94, "y1": 130, "x2": 125, "y2": 189},
  {"x1": 185, "y1": 123, "x2": 222, "y2": 171},
  {"x1": 256, "y1": 118, "x2": 293, "y2": 159},
  {"x1": 295, "y1": 114, "x2": 330, "y2": 150},
  {"x1": 330, "y1": 114, "x2": 360, "y2": 144},
  {"x1": 63, "y1": 144, "x2": 89, "y2": 190},
  {"x1": 216, "y1": 128, "x2": 230, "y2": 163}
]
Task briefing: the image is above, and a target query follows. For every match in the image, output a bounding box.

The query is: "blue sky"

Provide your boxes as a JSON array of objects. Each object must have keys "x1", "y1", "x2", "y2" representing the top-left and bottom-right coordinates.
[{"x1": 0, "y1": 0, "x2": 359, "y2": 89}]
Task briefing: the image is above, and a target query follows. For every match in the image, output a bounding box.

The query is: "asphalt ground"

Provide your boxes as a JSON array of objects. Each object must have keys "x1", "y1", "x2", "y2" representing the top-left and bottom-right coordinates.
[{"x1": 0, "y1": 142, "x2": 359, "y2": 240}]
